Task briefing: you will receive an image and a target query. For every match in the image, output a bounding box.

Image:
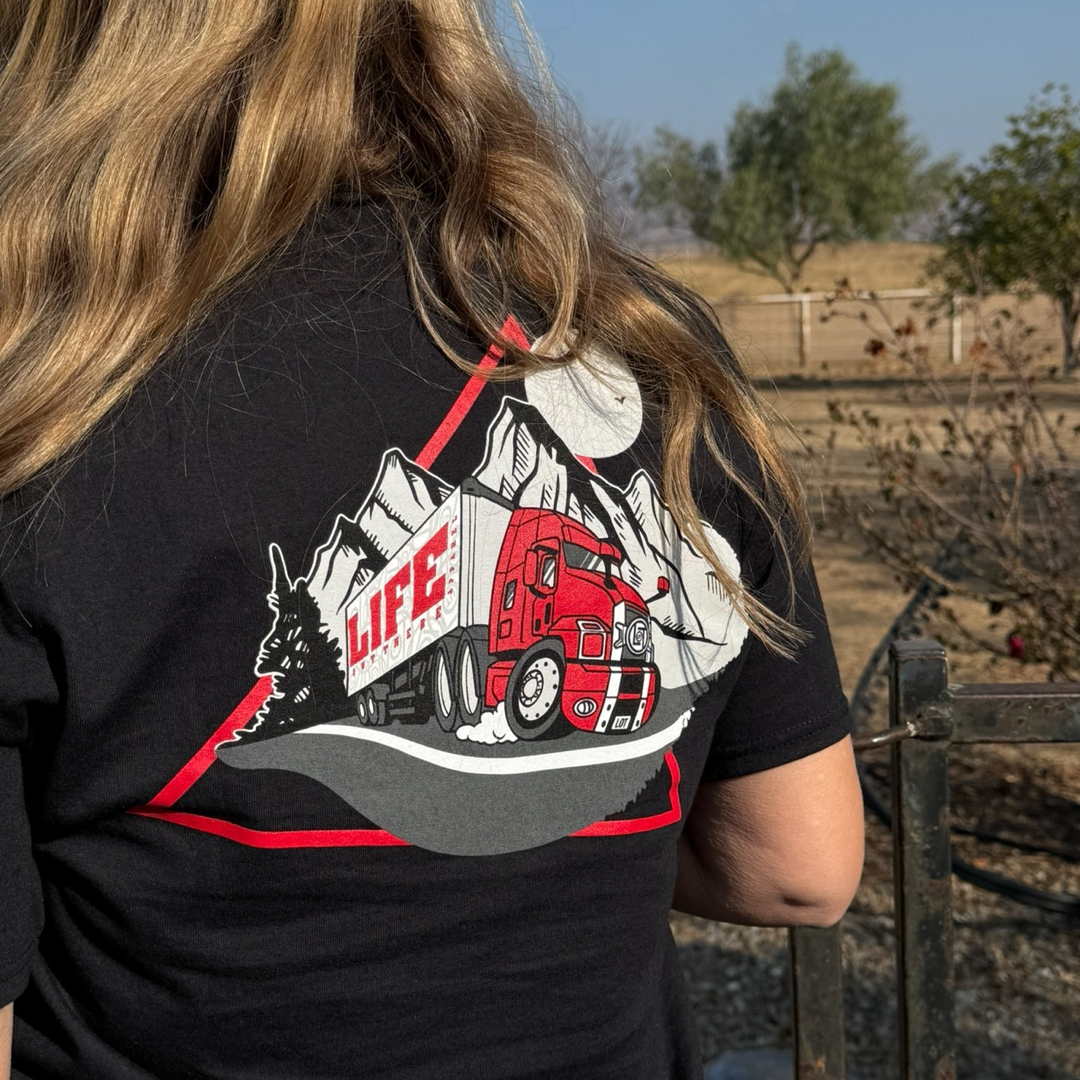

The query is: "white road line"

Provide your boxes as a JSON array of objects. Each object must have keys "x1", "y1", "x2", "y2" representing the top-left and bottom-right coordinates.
[{"x1": 295, "y1": 711, "x2": 690, "y2": 775}]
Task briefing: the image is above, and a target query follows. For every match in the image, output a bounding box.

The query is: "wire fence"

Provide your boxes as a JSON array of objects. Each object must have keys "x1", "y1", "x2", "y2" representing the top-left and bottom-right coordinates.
[{"x1": 709, "y1": 290, "x2": 1065, "y2": 375}]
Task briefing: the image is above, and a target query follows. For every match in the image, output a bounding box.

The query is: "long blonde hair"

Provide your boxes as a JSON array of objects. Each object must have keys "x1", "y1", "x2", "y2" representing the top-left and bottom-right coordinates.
[{"x1": 0, "y1": 0, "x2": 808, "y2": 650}]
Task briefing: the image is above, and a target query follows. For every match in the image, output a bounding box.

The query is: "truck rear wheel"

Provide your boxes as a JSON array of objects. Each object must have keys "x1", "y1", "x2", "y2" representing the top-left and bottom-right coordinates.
[
  {"x1": 366, "y1": 687, "x2": 388, "y2": 726},
  {"x1": 456, "y1": 627, "x2": 489, "y2": 727},
  {"x1": 433, "y1": 640, "x2": 459, "y2": 732},
  {"x1": 506, "y1": 645, "x2": 566, "y2": 740},
  {"x1": 354, "y1": 687, "x2": 387, "y2": 726},
  {"x1": 354, "y1": 691, "x2": 370, "y2": 725}
]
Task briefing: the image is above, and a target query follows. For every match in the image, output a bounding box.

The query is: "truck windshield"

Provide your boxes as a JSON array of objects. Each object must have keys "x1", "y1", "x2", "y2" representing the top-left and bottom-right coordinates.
[{"x1": 564, "y1": 542, "x2": 620, "y2": 579}]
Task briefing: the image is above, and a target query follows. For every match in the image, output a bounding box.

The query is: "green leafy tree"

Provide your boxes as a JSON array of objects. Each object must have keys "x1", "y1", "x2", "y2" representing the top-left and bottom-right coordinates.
[
  {"x1": 931, "y1": 86, "x2": 1080, "y2": 376},
  {"x1": 635, "y1": 45, "x2": 939, "y2": 292},
  {"x1": 633, "y1": 127, "x2": 722, "y2": 241}
]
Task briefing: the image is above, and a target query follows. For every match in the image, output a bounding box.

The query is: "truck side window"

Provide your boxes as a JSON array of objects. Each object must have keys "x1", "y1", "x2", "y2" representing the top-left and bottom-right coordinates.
[
  {"x1": 540, "y1": 554, "x2": 556, "y2": 591},
  {"x1": 502, "y1": 579, "x2": 516, "y2": 610}
]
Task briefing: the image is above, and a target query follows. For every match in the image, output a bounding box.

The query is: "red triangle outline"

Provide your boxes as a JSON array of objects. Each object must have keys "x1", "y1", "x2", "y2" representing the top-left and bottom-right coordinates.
[{"x1": 126, "y1": 316, "x2": 682, "y2": 847}]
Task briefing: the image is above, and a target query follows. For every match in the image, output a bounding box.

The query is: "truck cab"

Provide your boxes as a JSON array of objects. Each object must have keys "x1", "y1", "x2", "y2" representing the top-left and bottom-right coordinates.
[
  {"x1": 343, "y1": 481, "x2": 661, "y2": 741},
  {"x1": 487, "y1": 508, "x2": 660, "y2": 737}
]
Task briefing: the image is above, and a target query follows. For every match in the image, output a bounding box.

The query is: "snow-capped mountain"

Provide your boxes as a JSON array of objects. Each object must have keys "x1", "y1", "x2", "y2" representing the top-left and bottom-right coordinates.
[
  {"x1": 475, "y1": 398, "x2": 748, "y2": 687},
  {"x1": 305, "y1": 450, "x2": 453, "y2": 643},
  {"x1": 613, "y1": 471, "x2": 747, "y2": 686},
  {"x1": 475, "y1": 397, "x2": 611, "y2": 531}
]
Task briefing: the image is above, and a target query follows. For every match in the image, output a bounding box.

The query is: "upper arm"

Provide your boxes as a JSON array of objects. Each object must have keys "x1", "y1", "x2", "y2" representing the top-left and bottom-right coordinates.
[
  {"x1": 681, "y1": 734, "x2": 864, "y2": 924},
  {"x1": 1, "y1": 1002, "x2": 12, "y2": 1080},
  {"x1": 675, "y1": 445, "x2": 861, "y2": 924}
]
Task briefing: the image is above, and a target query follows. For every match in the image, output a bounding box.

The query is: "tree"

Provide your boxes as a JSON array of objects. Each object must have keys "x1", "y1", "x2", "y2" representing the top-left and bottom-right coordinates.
[
  {"x1": 635, "y1": 45, "x2": 939, "y2": 292},
  {"x1": 632, "y1": 127, "x2": 723, "y2": 242},
  {"x1": 578, "y1": 120, "x2": 639, "y2": 240},
  {"x1": 931, "y1": 86, "x2": 1080, "y2": 376}
]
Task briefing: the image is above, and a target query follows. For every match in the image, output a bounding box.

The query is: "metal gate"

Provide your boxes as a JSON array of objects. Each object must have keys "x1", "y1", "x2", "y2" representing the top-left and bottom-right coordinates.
[{"x1": 788, "y1": 639, "x2": 1080, "y2": 1080}]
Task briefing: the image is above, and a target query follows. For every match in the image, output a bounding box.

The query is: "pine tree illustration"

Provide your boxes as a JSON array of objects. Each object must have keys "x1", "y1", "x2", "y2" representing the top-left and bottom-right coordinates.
[{"x1": 242, "y1": 544, "x2": 351, "y2": 742}]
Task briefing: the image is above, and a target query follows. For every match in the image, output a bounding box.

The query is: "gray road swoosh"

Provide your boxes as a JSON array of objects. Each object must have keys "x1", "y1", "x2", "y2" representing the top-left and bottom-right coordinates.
[{"x1": 295, "y1": 711, "x2": 689, "y2": 775}]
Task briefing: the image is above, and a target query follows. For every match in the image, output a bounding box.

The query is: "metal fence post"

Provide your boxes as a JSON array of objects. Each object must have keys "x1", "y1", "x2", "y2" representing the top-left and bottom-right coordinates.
[
  {"x1": 890, "y1": 641, "x2": 955, "y2": 1080},
  {"x1": 790, "y1": 924, "x2": 846, "y2": 1079}
]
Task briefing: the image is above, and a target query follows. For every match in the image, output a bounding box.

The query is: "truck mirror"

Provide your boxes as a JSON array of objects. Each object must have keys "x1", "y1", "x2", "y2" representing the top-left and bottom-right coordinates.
[
  {"x1": 524, "y1": 549, "x2": 538, "y2": 587},
  {"x1": 656, "y1": 576, "x2": 670, "y2": 596}
]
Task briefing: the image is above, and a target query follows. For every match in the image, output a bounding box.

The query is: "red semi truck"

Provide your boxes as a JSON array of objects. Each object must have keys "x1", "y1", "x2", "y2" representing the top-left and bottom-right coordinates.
[{"x1": 344, "y1": 478, "x2": 662, "y2": 739}]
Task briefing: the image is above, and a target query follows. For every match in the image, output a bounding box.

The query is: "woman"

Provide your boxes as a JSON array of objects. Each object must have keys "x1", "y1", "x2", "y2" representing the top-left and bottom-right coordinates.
[{"x1": 0, "y1": 2, "x2": 863, "y2": 1078}]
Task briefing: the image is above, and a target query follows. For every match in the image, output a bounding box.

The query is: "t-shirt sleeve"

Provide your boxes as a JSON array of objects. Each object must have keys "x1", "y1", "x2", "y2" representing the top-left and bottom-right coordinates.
[
  {"x1": 0, "y1": 584, "x2": 49, "y2": 1006},
  {"x1": 698, "y1": 458, "x2": 851, "y2": 783}
]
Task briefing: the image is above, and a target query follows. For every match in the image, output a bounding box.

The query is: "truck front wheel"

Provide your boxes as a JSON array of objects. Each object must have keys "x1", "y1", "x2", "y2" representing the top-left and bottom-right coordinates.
[{"x1": 506, "y1": 646, "x2": 566, "y2": 740}]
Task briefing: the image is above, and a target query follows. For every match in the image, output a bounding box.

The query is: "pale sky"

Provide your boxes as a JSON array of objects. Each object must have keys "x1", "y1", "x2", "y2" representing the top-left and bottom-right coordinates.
[{"x1": 517, "y1": 0, "x2": 1079, "y2": 164}]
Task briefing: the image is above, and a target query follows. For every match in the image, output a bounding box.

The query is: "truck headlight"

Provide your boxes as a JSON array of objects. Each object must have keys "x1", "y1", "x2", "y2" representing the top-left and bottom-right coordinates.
[{"x1": 624, "y1": 617, "x2": 650, "y2": 656}]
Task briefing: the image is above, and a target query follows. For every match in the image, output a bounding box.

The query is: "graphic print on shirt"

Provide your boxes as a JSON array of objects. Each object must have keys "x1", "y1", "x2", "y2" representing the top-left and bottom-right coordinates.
[{"x1": 216, "y1": 353, "x2": 749, "y2": 854}]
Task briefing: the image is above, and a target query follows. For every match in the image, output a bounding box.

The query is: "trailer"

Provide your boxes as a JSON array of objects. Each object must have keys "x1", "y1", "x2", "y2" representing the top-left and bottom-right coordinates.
[{"x1": 343, "y1": 478, "x2": 661, "y2": 739}]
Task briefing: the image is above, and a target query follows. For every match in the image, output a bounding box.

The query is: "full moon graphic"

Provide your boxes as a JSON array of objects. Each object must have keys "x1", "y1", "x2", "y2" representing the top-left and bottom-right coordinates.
[{"x1": 525, "y1": 346, "x2": 642, "y2": 459}]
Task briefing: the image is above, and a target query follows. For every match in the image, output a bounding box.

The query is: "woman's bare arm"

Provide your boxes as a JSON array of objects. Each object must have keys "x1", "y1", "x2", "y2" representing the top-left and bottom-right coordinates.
[
  {"x1": 1, "y1": 1002, "x2": 12, "y2": 1080},
  {"x1": 674, "y1": 735, "x2": 864, "y2": 927}
]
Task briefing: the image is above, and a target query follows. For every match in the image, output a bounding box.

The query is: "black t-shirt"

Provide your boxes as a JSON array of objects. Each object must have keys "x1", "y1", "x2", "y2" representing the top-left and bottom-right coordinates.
[{"x1": 0, "y1": 199, "x2": 849, "y2": 1079}]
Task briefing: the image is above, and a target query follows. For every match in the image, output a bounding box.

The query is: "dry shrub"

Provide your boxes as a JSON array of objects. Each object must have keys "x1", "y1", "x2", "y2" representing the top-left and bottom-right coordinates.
[{"x1": 822, "y1": 287, "x2": 1080, "y2": 680}]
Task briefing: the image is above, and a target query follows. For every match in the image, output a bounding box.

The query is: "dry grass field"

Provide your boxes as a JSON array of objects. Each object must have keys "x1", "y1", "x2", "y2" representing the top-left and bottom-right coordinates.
[
  {"x1": 661, "y1": 243, "x2": 1080, "y2": 1079},
  {"x1": 660, "y1": 245, "x2": 1065, "y2": 376},
  {"x1": 658, "y1": 240, "x2": 943, "y2": 300}
]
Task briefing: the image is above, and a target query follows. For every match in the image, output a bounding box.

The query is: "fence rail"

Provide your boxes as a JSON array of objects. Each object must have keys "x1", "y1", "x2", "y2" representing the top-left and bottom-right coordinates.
[
  {"x1": 787, "y1": 640, "x2": 1080, "y2": 1080},
  {"x1": 709, "y1": 289, "x2": 1064, "y2": 370}
]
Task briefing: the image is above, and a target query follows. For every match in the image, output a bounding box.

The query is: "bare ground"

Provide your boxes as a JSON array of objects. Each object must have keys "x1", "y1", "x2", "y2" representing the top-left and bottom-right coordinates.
[{"x1": 670, "y1": 357, "x2": 1080, "y2": 1078}]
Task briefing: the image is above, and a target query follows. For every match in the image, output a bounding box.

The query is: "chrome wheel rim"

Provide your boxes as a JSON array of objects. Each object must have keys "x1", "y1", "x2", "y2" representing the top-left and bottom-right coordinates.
[{"x1": 516, "y1": 656, "x2": 560, "y2": 725}]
